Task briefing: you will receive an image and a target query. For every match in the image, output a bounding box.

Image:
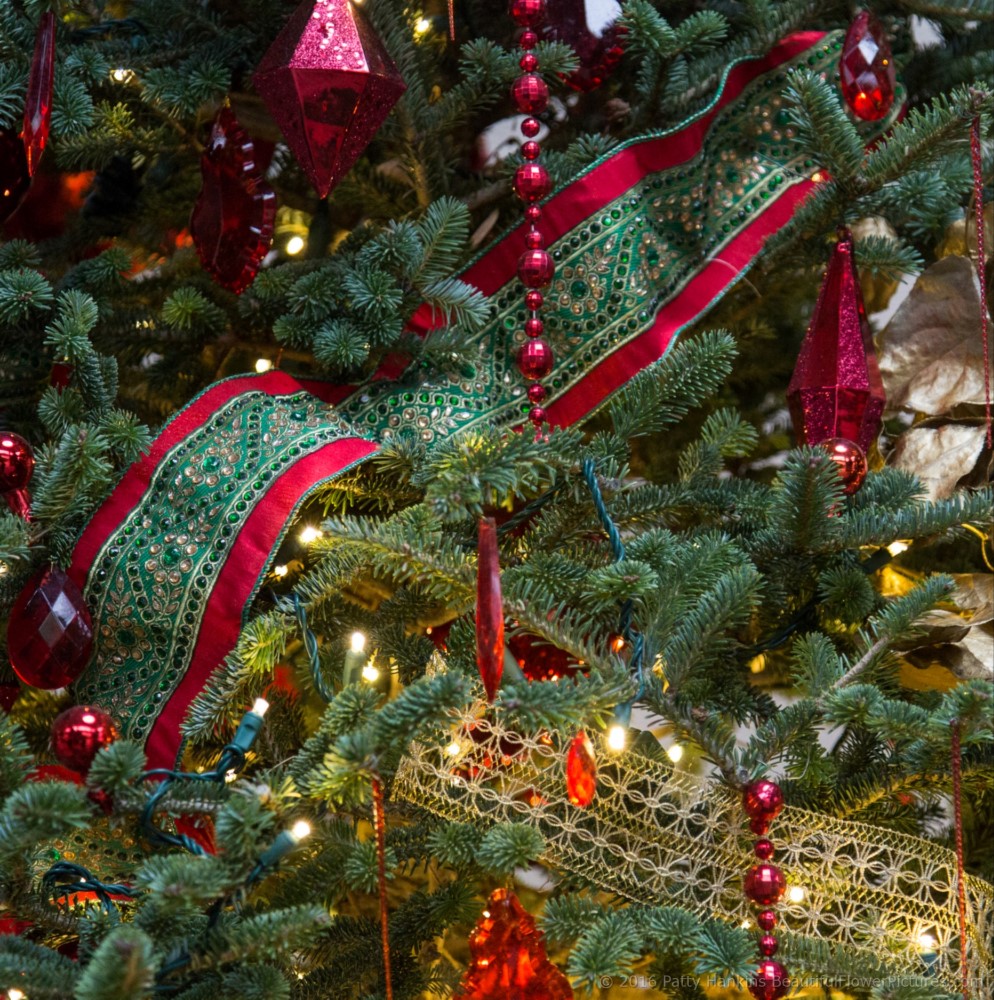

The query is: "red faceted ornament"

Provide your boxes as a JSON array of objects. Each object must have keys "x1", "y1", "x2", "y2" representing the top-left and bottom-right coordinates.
[
  {"x1": 6, "y1": 565, "x2": 94, "y2": 690},
  {"x1": 0, "y1": 431, "x2": 34, "y2": 520},
  {"x1": 525, "y1": 317, "x2": 544, "y2": 336},
  {"x1": 253, "y1": 0, "x2": 407, "y2": 199},
  {"x1": 529, "y1": 406, "x2": 547, "y2": 425},
  {"x1": 508, "y1": 631, "x2": 582, "y2": 681},
  {"x1": 748, "y1": 960, "x2": 791, "y2": 1000},
  {"x1": 758, "y1": 934, "x2": 779, "y2": 957},
  {"x1": 514, "y1": 162, "x2": 551, "y2": 203},
  {"x1": 839, "y1": 11, "x2": 895, "y2": 122},
  {"x1": 757, "y1": 909, "x2": 777, "y2": 931},
  {"x1": 510, "y1": 0, "x2": 547, "y2": 28},
  {"x1": 51, "y1": 705, "x2": 119, "y2": 775},
  {"x1": 527, "y1": 383, "x2": 547, "y2": 403},
  {"x1": 453, "y1": 888, "x2": 572, "y2": 1000},
  {"x1": 566, "y1": 730, "x2": 596, "y2": 806},
  {"x1": 822, "y1": 437, "x2": 868, "y2": 495},
  {"x1": 23, "y1": 12, "x2": 56, "y2": 176},
  {"x1": 787, "y1": 231, "x2": 886, "y2": 454},
  {"x1": 743, "y1": 778, "x2": 784, "y2": 835},
  {"x1": 512, "y1": 74, "x2": 549, "y2": 115},
  {"x1": 744, "y1": 864, "x2": 787, "y2": 907},
  {"x1": 476, "y1": 517, "x2": 505, "y2": 702},
  {"x1": 521, "y1": 116, "x2": 541, "y2": 138},
  {"x1": 518, "y1": 249, "x2": 555, "y2": 288},
  {"x1": 517, "y1": 339, "x2": 554, "y2": 380},
  {"x1": 190, "y1": 106, "x2": 276, "y2": 294},
  {"x1": 754, "y1": 838, "x2": 775, "y2": 860},
  {"x1": 544, "y1": 0, "x2": 627, "y2": 92},
  {"x1": 0, "y1": 128, "x2": 31, "y2": 224}
]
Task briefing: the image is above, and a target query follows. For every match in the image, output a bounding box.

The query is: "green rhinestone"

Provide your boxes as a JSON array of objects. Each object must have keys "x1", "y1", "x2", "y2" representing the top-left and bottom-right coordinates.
[
  {"x1": 570, "y1": 279, "x2": 587, "y2": 297},
  {"x1": 162, "y1": 545, "x2": 182, "y2": 566},
  {"x1": 202, "y1": 455, "x2": 220, "y2": 472}
]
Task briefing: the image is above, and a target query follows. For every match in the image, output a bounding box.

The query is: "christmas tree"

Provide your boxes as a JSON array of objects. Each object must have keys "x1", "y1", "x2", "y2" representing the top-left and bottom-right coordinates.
[{"x1": 0, "y1": 1, "x2": 992, "y2": 999}]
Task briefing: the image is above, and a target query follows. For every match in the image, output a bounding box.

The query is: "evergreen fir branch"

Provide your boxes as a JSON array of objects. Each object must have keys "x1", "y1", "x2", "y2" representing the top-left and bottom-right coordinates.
[
  {"x1": 540, "y1": 895, "x2": 609, "y2": 948},
  {"x1": 762, "y1": 449, "x2": 842, "y2": 551},
  {"x1": 895, "y1": 0, "x2": 993, "y2": 19},
  {"x1": 691, "y1": 921, "x2": 755, "y2": 980},
  {"x1": 51, "y1": 70, "x2": 95, "y2": 138},
  {"x1": 0, "y1": 776, "x2": 93, "y2": 857},
  {"x1": 567, "y1": 912, "x2": 642, "y2": 989},
  {"x1": 739, "y1": 700, "x2": 822, "y2": 772},
  {"x1": 343, "y1": 839, "x2": 395, "y2": 893},
  {"x1": 0, "y1": 935, "x2": 78, "y2": 999},
  {"x1": 0, "y1": 511, "x2": 32, "y2": 568},
  {"x1": 134, "y1": 855, "x2": 232, "y2": 909},
  {"x1": 413, "y1": 196, "x2": 471, "y2": 283},
  {"x1": 220, "y1": 965, "x2": 292, "y2": 1000},
  {"x1": 0, "y1": 268, "x2": 54, "y2": 323},
  {"x1": 850, "y1": 233, "x2": 925, "y2": 277},
  {"x1": 497, "y1": 668, "x2": 630, "y2": 733},
  {"x1": 416, "y1": 277, "x2": 490, "y2": 331},
  {"x1": 475, "y1": 823, "x2": 545, "y2": 874}
]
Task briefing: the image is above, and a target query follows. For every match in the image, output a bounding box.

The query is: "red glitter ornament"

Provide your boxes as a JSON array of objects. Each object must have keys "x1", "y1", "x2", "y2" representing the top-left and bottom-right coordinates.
[
  {"x1": 528, "y1": 406, "x2": 547, "y2": 426},
  {"x1": 839, "y1": 12, "x2": 895, "y2": 122},
  {"x1": 821, "y1": 437, "x2": 867, "y2": 495},
  {"x1": 757, "y1": 910, "x2": 777, "y2": 931},
  {"x1": 476, "y1": 517, "x2": 504, "y2": 702},
  {"x1": 520, "y1": 52, "x2": 539, "y2": 73},
  {"x1": 543, "y1": 0, "x2": 627, "y2": 92},
  {"x1": 508, "y1": 631, "x2": 581, "y2": 681},
  {"x1": 512, "y1": 74, "x2": 549, "y2": 115},
  {"x1": 6, "y1": 565, "x2": 94, "y2": 690},
  {"x1": 521, "y1": 117, "x2": 541, "y2": 138},
  {"x1": 566, "y1": 730, "x2": 596, "y2": 806},
  {"x1": 742, "y1": 779, "x2": 784, "y2": 836},
  {"x1": 758, "y1": 934, "x2": 779, "y2": 957},
  {"x1": 787, "y1": 231, "x2": 885, "y2": 454},
  {"x1": 0, "y1": 128, "x2": 31, "y2": 224},
  {"x1": 252, "y1": 0, "x2": 407, "y2": 199},
  {"x1": 190, "y1": 106, "x2": 276, "y2": 294},
  {"x1": 524, "y1": 229, "x2": 544, "y2": 249},
  {"x1": 0, "y1": 431, "x2": 34, "y2": 520},
  {"x1": 453, "y1": 888, "x2": 572, "y2": 1000},
  {"x1": 51, "y1": 705, "x2": 119, "y2": 775},
  {"x1": 525, "y1": 317, "x2": 544, "y2": 337},
  {"x1": 517, "y1": 339, "x2": 554, "y2": 380},
  {"x1": 744, "y1": 864, "x2": 787, "y2": 907},
  {"x1": 514, "y1": 162, "x2": 551, "y2": 202},
  {"x1": 509, "y1": 0, "x2": 547, "y2": 28},
  {"x1": 517, "y1": 249, "x2": 554, "y2": 287},
  {"x1": 748, "y1": 960, "x2": 790, "y2": 1000},
  {"x1": 525, "y1": 290, "x2": 544, "y2": 310},
  {"x1": 521, "y1": 139, "x2": 541, "y2": 160},
  {"x1": 754, "y1": 838, "x2": 774, "y2": 860},
  {"x1": 519, "y1": 29, "x2": 539, "y2": 48},
  {"x1": 23, "y1": 12, "x2": 56, "y2": 176},
  {"x1": 524, "y1": 204, "x2": 542, "y2": 223},
  {"x1": 527, "y1": 383, "x2": 547, "y2": 403}
]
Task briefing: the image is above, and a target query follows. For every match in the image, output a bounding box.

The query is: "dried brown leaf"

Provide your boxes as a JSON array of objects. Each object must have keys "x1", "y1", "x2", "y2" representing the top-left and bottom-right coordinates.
[{"x1": 888, "y1": 423, "x2": 987, "y2": 499}]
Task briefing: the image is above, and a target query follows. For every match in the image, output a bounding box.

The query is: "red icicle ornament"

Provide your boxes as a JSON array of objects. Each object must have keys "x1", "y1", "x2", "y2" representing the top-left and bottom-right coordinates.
[
  {"x1": 543, "y1": 0, "x2": 626, "y2": 92},
  {"x1": 475, "y1": 517, "x2": 504, "y2": 702},
  {"x1": 787, "y1": 230, "x2": 885, "y2": 455},
  {"x1": 23, "y1": 11, "x2": 56, "y2": 176},
  {"x1": 190, "y1": 106, "x2": 276, "y2": 294},
  {"x1": 454, "y1": 888, "x2": 573, "y2": 1000},
  {"x1": 566, "y1": 730, "x2": 596, "y2": 807},
  {"x1": 839, "y1": 11, "x2": 895, "y2": 122},
  {"x1": 252, "y1": 0, "x2": 406, "y2": 200}
]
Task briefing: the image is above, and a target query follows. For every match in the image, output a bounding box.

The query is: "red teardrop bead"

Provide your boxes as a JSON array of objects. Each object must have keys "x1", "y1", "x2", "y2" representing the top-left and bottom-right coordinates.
[
  {"x1": 822, "y1": 437, "x2": 867, "y2": 495},
  {"x1": 509, "y1": 0, "x2": 546, "y2": 28},
  {"x1": 525, "y1": 317, "x2": 544, "y2": 337},
  {"x1": 744, "y1": 864, "x2": 787, "y2": 907},
  {"x1": 839, "y1": 11, "x2": 896, "y2": 122},
  {"x1": 475, "y1": 517, "x2": 504, "y2": 702},
  {"x1": 758, "y1": 934, "x2": 779, "y2": 957},
  {"x1": 566, "y1": 731, "x2": 596, "y2": 806},
  {"x1": 748, "y1": 960, "x2": 790, "y2": 1000},
  {"x1": 23, "y1": 12, "x2": 56, "y2": 176},
  {"x1": 521, "y1": 117, "x2": 541, "y2": 138},
  {"x1": 527, "y1": 383, "x2": 547, "y2": 403},
  {"x1": 514, "y1": 163, "x2": 550, "y2": 203},
  {"x1": 7, "y1": 565, "x2": 94, "y2": 689},
  {"x1": 51, "y1": 705, "x2": 119, "y2": 775},
  {"x1": 517, "y1": 339, "x2": 554, "y2": 380},
  {"x1": 754, "y1": 838, "x2": 775, "y2": 860},
  {"x1": 512, "y1": 74, "x2": 549, "y2": 115},
  {"x1": 0, "y1": 128, "x2": 31, "y2": 224},
  {"x1": 518, "y1": 249, "x2": 554, "y2": 288},
  {"x1": 757, "y1": 910, "x2": 777, "y2": 931}
]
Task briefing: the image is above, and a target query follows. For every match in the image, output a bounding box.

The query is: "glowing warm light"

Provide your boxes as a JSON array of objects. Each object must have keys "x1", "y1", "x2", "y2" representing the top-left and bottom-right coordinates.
[
  {"x1": 9, "y1": 989, "x2": 25, "y2": 1000},
  {"x1": 740, "y1": 919, "x2": 751, "y2": 929},
  {"x1": 887, "y1": 540, "x2": 910, "y2": 556},
  {"x1": 285, "y1": 235, "x2": 306, "y2": 256},
  {"x1": 273, "y1": 564, "x2": 289, "y2": 578},
  {"x1": 255, "y1": 357, "x2": 273, "y2": 373},
  {"x1": 788, "y1": 886, "x2": 806, "y2": 903},
  {"x1": 445, "y1": 741, "x2": 461, "y2": 757},
  {"x1": 610, "y1": 635, "x2": 626, "y2": 653},
  {"x1": 291, "y1": 820, "x2": 312, "y2": 841},
  {"x1": 350, "y1": 631, "x2": 366, "y2": 654},
  {"x1": 111, "y1": 67, "x2": 132, "y2": 83},
  {"x1": 811, "y1": 171, "x2": 825, "y2": 183},
  {"x1": 252, "y1": 698, "x2": 270, "y2": 717},
  {"x1": 225, "y1": 769, "x2": 238, "y2": 783},
  {"x1": 749, "y1": 653, "x2": 767, "y2": 674},
  {"x1": 299, "y1": 525, "x2": 322, "y2": 544},
  {"x1": 81, "y1": 713, "x2": 96, "y2": 724},
  {"x1": 0, "y1": 562, "x2": 8, "y2": 576},
  {"x1": 362, "y1": 662, "x2": 380, "y2": 682},
  {"x1": 917, "y1": 932, "x2": 937, "y2": 951},
  {"x1": 667, "y1": 743, "x2": 684, "y2": 763},
  {"x1": 607, "y1": 724, "x2": 627, "y2": 752},
  {"x1": 414, "y1": 17, "x2": 431, "y2": 34}
]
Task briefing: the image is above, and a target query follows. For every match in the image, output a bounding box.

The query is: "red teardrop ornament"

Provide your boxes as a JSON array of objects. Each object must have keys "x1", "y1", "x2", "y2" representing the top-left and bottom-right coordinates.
[
  {"x1": 0, "y1": 431, "x2": 34, "y2": 521},
  {"x1": 839, "y1": 12, "x2": 895, "y2": 122},
  {"x1": 190, "y1": 106, "x2": 276, "y2": 294},
  {"x1": 566, "y1": 730, "x2": 596, "y2": 806},
  {"x1": 821, "y1": 436, "x2": 867, "y2": 495},
  {"x1": 744, "y1": 863, "x2": 787, "y2": 906},
  {"x1": 748, "y1": 960, "x2": 791, "y2": 1000},
  {"x1": 0, "y1": 128, "x2": 31, "y2": 223},
  {"x1": 787, "y1": 231, "x2": 885, "y2": 453},
  {"x1": 453, "y1": 888, "x2": 572, "y2": 1000},
  {"x1": 51, "y1": 705, "x2": 119, "y2": 775},
  {"x1": 476, "y1": 517, "x2": 504, "y2": 702},
  {"x1": 6, "y1": 565, "x2": 94, "y2": 689},
  {"x1": 252, "y1": 0, "x2": 407, "y2": 199},
  {"x1": 23, "y1": 12, "x2": 56, "y2": 176},
  {"x1": 543, "y1": 0, "x2": 627, "y2": 92}
]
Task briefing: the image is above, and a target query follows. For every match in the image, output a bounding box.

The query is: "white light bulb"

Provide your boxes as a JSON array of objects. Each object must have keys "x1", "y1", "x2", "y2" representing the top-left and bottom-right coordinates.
[
  {"x1": 291, "y1": 820, "x2": 312, "y2": 841},
  {"x1": 285, "y1": 235, "x2": 306, "y2": 256},
  {"x1": 299, "y1": 525, "x2": 322, "y2": 544},
  {"x1": 887, "y1": 540, "x2": 910, "y2": 556},
  {"x1": 918, "y1": 932, "x2": 937, "y2": 951},
  {"x1": 255, "y1": 357, "x2": 273, "y2": 373},
  {"x1": 667, "y1": 743, "x2": 684, "y2": 763},
  {"x1": 111, "y1": 67, "x2": 130, "y2": 83},
  {"x1": 362, "y1": 662, "x2": 380, "y2": 682},
  {"x1": 252, "y1": 698, "x2": 270, "y2": 717},
  {"x1": 607, "y1": 725, "x2": 627, "y2": 752},
  {"x1": 788, "y1": 886, "x2": 806, "y2": 903},
  {"x1": 445, "y1": 741, "x2": 461, "y2": 757},
  {"x1": 9, "y1": 989, "x2": 25, "y2": 1000},
  {"x1": 414, "y1": 17, "x2": 431, "y2": 34},
  {"x1": 350, "y1": 631, "x2": 366, "y2": 654},
  {"x1": 273, "y1": 564, "x2": 289, "y2": 578}
]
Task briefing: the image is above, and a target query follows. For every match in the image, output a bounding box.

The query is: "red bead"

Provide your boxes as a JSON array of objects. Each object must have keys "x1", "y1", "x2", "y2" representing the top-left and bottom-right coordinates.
[
  {"x1": 525, "y1": 317, "x2": 544, "y2": 337},
  {"x1": 521, "y1": 117, "x2": 541, "y2": 138},
  {"x1": 787, "y1": 232, "x2": 885, "y2": 452},
  {"x1": 6, "y1": 565, "x2": 94, "y2": 690},
  {"x1": 566, "y1": 731, "x2": 596, "y2": 806},
  {"x1": 0, "y1": 128, "x2": 31, "y2": 225},
  {"x1": 742, "y1": 779, "x2": 784, "y2": 833},
  {"x1": 519, "y1": 53, "x2": 539, "y2": 72},
  {"x1": 519, "y1": 29, "x2": 539, "y2": 48},
  {"x1": 517, "y1": 339, "x2": 554, "y2": 380},
  {"x1": 840, "y1": 11, "x2": 895, "y2": 122},
  {"x1": 509, "y1": 0, "x2": 546, "y2": 28},
  {"x1": 528, "y1": 406, "x2": 547, "y2": 426},
  {"x1": 754, "y1": 838, "x2": 775, "y2": 860},
  {"x1": 514, "y1": 163, "x2": 550, "y2": 203},
  {"x1": 190, "y1": 106, "x2": 276, "y2": 294},
  {"x1": 757, "y1": 910, "x2": 777, "y2": 931},
  {"x1": 453, "y1": 889, "x2": 572, "y2": 1000},
  {"x1": 23, "y1": 12, "x2": 56, "y2": 176},
  {"x1": 525, "y1": 229, "x2": 544, "y2": 249},
  {"x1": 525, "y1": 290, "x2": 544, "y2": 310},
  {"x1": 744, "y1": 864, "x2": 787, "y2": 907},
  {"x1": 517, "y1": 249, "x2": 554, "y2": 288},
  {"x1": 524, "y1": 205, "x2": 542, "y2": 223},
  {"x1": 475, "y1": 517, "x2": 504, "y2": 702},
  {"x1": 512, "y1": 74, "x2": 549, "y2": 115},
  {"x1": 527, "y1": 383, "x2": 547, "y2": 403},
  {"x1": 822, "y1": 437, "x2": 867, "y2": 495},
  {"x1": 748, "y1": 960, "x2": 790, "y2": 1000},
  {"x1": 51, "y1": 705, "x2": 119, "y2": 775},
  {"x1": 0, "y1": 431, "x2": 34, "y2": 520},
  {"x1": 758, "y1": 934, "x2": 778, "y2": 957},
  {"x1": 521, "y1": 140, "x2": 541, "y2": 160}
]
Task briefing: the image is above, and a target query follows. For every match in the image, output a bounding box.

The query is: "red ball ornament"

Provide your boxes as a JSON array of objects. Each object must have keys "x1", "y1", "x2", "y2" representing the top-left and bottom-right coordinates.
[
  {"x1": 521, "y1": 117, "x2": 541, "y2": 138},
  {"x1": 566, "y1": 730, "x2": 596, "y2": 807},
  {"x1": 744, "y1": 863, "x2": 787, "y2": 907},
  {"x1": 509, "y1": 0, "x2": 546, "y2": 28},
  {"x1": 822, "y1": 437, "x2": 867, "y2": 495},
  {"x1": 50, "y1": 361, "x2": 73, "y2": 390},
  {"x1": 6, "y1": 565, "x2": 94, "y2": 690},
  {"x1": 748, "y1": 960, "x2": 790, "y2": 1000},
  {"x1": 51, "y1": 705, "x2": 119, "y2": 775},
  {"x1": 757, "y1": 910, "x2": 777, "y2": 931},
  {"x1": 512, "y1": 74, "x2": 549, "y2": 114},
  {"x1": 524, "y1": 229, "x2": 544, "y2": 249},
  {"x1": 517, "y1": 248, "x2": 554, "y2": 287},
  {"x1": 758, "y1": 934, "x2": 779, "y2": 957},
  {"x1": 742, "y1": 779, "x2": 784, "y2": 835},
  {"x1": 519, "y1": 29, "x2": 539, "y2": 48},
  {"x1": 524, "y1": 204, "x2": 542, "y2": 223},
  {"x1": 525, "y1": 317, "x2": 544, "y2": 337},
  {"x1": 754, "y1": 838, "x2": 774, "y2": 860},
  {"x1": 521, "y1": 140, "x2": 541, "y2": 160},
  {"x1": 517, "y1": 339, "x2": 554, "y2": 380},
  {"x1": 528, "y1": 406, "x2": 547, "y2": 425},
  {"x1": 514, "y1": 163, "x2": 550, "y2": 203},
  {"x1": 525, "y1": 290, "x2": 544, "y2": 310},
  {"x1": 527, "y1": 383, "x2": 547, "y2": 403},
  {"x1": 508, "y1": 630, "x2": 581, "y2": 680},
  {"x1": 520, "y1": 53, "x2": 539, "y2": 72},
  {"x1": 840, "y1": 11, "x2": 895, "y2": 122},
  {"x1": 0, "y1": 431, "x2": 34, "y2": 521}
]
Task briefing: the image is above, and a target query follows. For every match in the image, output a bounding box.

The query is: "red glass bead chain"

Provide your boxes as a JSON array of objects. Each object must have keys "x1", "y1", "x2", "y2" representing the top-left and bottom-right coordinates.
[
  {"x1": 510, "y1": 0, "x2": 555, "y2": 429},
  {"x1": 742, "y1": 779, "x2": 791, "y2": 1000}
]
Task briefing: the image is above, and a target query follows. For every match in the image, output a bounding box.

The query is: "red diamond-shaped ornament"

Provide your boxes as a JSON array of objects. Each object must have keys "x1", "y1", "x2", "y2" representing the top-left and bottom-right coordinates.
[
  {"x1": 252, "y1": 0, "x2": 406, "y2": 199},
  {"x1": 190, "y1": 106, "x2": 276, "y2": 294},
  {"x1": 839, "y1": 11, "x2": 895, "y2": 122}
]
